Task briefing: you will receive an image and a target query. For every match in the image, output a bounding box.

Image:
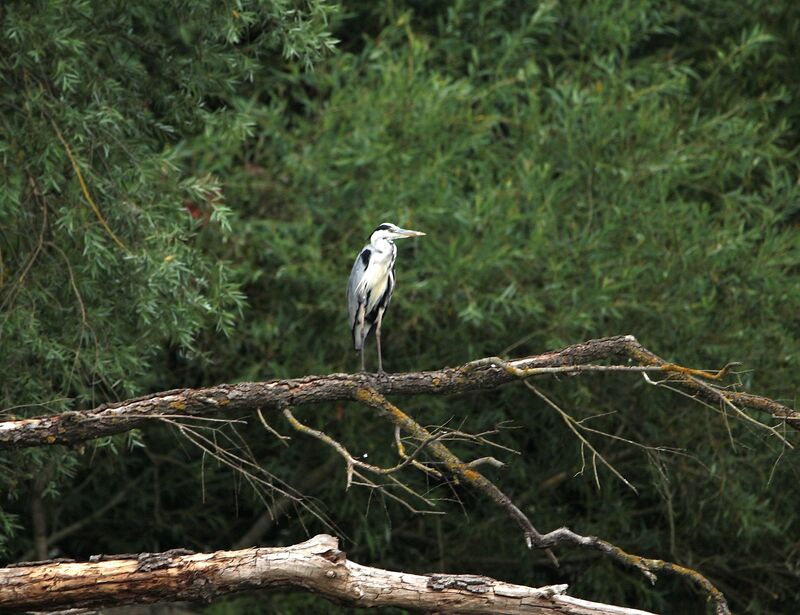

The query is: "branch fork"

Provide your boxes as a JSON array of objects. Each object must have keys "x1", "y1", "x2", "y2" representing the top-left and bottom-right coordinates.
[{"x1": 4, "y1": 334, "x2": 793, "y2": 615}]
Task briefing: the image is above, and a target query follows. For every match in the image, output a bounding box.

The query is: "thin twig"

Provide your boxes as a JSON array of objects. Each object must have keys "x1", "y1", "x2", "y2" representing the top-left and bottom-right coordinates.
[
  {"x1": 159, "y1": 416, "x2": 337, "y2": 536},
  {"x1": 525, "y1": 382, "x2": 638, "y2": 493},
  {"x1": 282, "y1": 407, "x2": 444, "y2": 488},
  {"x1": 354, "y1": 387, "x2": 558, "y2": 565},
  {"x1": 257, "y1": 408, "x2": 291, "y2": 445},
  {"x1": 353, "y1": 386, "x2": 729, "y2": 614},
  {"x1": 51, "y1": 119, "x2": 127, "y2": 251}
]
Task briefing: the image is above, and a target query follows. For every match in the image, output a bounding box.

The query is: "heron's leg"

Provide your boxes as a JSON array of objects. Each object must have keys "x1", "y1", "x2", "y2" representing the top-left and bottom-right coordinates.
[
  {"x1": 357, "y1": 303, "x2": 367, "y2": 372},
  {"x1": 375, "y1": 307, "x2": 386, "y2": 374}
]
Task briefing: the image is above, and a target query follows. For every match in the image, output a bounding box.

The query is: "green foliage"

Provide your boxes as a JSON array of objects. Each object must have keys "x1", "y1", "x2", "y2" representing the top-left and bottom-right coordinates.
[
  {"x1": 3, "y1": 1, "x2": 800, "y2": 614},
  {"x1": 0, "y1": 0, "x2": 335, "y2": 567}
]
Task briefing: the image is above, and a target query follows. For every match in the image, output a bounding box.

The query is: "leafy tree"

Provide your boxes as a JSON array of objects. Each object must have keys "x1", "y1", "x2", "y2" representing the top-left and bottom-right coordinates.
[{"x1": 0, "y1": 0, "x2": 336, "y2": 556}]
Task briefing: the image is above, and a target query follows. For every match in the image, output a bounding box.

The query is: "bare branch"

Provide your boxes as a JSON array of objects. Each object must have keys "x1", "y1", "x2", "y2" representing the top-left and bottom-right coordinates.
[
  {"x1": 256, "y1": 408, "x2": 290, "y2": 445},
  {"x1": 157, "y1": 416, "x2": 338, "y2": 538},
  {"x1": 234, "y1": 457, "x2": 338, "y2": 549},
  {"x1": 350, "y1": 389, "x2": 730, "y2": 614},
  {"x1": 0, "y1": 335, "x2": 786, "y2": 615},
  {"x1": 353, "y1": 387, "x2": 558, "y2": 565},
  {"x1": 535, "y1": 526, "x2": 730, "y2": 615},
  {"x1": 2, "y1": 335, "x2": 797, "y2": 449},
  {"x1": 525, "y1": 382, "x2": 638, "y2": 493},
  {"x1": 282, "y1": 408, "x2": 443, "y2": 487},
  {"x1": 0, "y1": 535, "x2": 654, "y2": 615}
]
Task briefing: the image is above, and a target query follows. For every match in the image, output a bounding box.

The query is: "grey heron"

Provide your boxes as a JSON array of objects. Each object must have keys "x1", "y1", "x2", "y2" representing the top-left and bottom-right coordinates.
[{"x1": 347, "y1": 222, "x2": 425, "y2": 372}]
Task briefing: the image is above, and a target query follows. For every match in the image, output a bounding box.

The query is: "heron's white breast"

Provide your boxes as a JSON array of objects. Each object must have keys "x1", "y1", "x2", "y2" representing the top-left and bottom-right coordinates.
[{"x1": 359, "y1": 245, "x2": 394, "y2": 312}]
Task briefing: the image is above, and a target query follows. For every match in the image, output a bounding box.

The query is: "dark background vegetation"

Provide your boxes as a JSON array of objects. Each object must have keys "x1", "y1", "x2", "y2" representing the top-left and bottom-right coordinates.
[{"x1": 2, "y1": 1, "x2": 800, "y2": 613}]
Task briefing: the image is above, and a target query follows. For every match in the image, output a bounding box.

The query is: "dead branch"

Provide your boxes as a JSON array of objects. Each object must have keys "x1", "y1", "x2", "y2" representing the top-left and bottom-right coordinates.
[
  {"x1": 281, "y1": 386, "x2": 729, "y2": 612},
  {"x1": 534, "y1": 526, "x2": 729, "y2": 614},
  {"x1": 282, "y1": 407, "x2": 444, "y2": 488},
  {"x1": 234, "y1": 457, "x2": 339, "y2": 549},
  {"x1": 355, "y1": 387, "x2": 558, "y2": 561},
  {"x1": 281, "y1": 406, "x2": 445, "y2": 512},
  {"x1": 1, "y1": 335, "x2": 790, "y2": 614},
  {"x1": 352, "y1": 389, "x2": 730, "y2": 614},
  {"x1": 0, "y1": 534, "x2": 655, "y2": 615},
  {"x1": 2, "y1": 335, "x2": 796, "y2": 449}
]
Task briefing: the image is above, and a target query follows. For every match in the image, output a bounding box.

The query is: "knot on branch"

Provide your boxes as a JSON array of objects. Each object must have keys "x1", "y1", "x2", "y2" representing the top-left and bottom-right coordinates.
[
  {"x1": 136, "y1": 549, "x2": 195, "y2": 572},
  {"x1": 427, "y1": 574, "x2": 494, "y2": 593},
  {"x1": 320, "y1": 548, "x2": 346, "y2": 565}
]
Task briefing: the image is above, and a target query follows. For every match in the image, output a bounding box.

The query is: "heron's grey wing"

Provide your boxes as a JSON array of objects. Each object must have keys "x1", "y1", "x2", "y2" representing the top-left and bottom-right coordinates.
[{"x1": 347, "y1": 247, "x2": 371, "y2": 349}]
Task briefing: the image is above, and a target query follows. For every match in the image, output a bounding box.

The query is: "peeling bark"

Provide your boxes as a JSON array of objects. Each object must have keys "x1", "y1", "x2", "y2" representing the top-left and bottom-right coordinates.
[
  {"x1": 0, "y1": 534, "x2": 654, "y2": 615},
  {"x1": 2, "y1": 335, "x2": 797, "y2": 449}
]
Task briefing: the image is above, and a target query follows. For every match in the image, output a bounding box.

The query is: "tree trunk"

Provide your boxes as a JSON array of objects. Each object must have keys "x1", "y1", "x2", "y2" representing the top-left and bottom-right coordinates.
[{"x1": 0, "y1": 534, "x2": 653, "y2": 615}]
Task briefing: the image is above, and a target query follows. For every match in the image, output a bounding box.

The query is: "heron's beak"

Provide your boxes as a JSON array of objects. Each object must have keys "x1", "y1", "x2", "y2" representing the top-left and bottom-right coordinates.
[{"x1": 396, "y1": 228, "x2": 426, "y2": 238}]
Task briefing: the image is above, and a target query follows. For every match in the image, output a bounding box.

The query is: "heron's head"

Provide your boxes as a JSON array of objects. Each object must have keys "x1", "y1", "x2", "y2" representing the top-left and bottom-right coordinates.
[{"x1": 370, "y1": 222, "x2": 426, "y2": 243}]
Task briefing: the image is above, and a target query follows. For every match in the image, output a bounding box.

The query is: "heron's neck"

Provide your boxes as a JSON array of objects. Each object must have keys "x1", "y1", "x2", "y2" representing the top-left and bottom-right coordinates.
[{"x1": 370, "y1": 237, "x2": 393, "y2": 254}]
